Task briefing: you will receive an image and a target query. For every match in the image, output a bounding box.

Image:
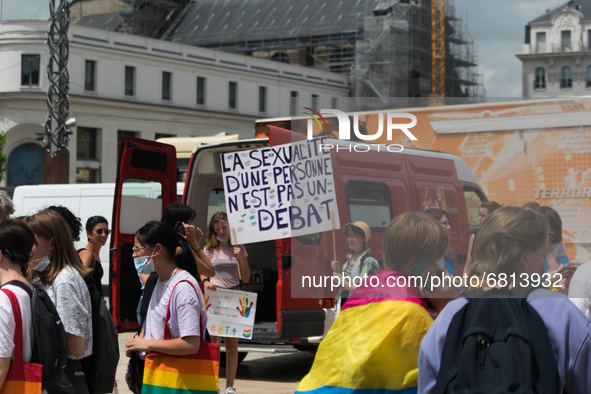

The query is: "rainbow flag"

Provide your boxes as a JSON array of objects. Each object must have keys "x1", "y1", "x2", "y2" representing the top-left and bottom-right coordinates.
[
  {"x1": 142, "y1": 342, "x2": 220, "y2": 394},
  {"x1": 296, "y1": 271, "x2": 433, "y2": 394}
]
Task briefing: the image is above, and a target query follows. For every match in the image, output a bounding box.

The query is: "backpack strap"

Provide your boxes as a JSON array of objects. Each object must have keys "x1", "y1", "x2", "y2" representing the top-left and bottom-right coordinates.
[
  {"x1": 0, "y1": 288, "x2": 24, "y2": 362},
  {"x1": 3, "y1": 280, "x2": 33, "y2": 297}
]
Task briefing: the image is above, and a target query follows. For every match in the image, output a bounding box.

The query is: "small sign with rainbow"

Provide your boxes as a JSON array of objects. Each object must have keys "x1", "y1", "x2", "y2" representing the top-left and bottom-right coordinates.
[{"x1": 204, "y1": 288, "x2": 258, "y2": 340}]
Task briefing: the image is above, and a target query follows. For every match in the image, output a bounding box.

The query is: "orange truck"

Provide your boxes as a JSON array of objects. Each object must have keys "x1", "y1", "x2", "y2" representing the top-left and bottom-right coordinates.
[{"x1": 256, "y1": 97, "x2": 591, "y2": 265}]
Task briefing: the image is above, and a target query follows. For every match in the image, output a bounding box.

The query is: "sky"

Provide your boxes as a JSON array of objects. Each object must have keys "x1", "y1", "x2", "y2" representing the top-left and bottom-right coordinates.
[{"x1": 2, "y1": 0, "x2": 570, "y2": 97}]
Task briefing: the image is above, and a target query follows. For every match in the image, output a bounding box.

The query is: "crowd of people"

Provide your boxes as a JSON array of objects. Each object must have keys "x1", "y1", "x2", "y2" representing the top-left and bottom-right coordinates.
[
  {"x1": 0, "y1": 190, "x2": 250, "y2": 394},
  {"x1": 2, "y1": 185, "x2": 591, "y2": 394},
  {"x1": 298, "y1": 201, "x2": 591, "y2": 393}
]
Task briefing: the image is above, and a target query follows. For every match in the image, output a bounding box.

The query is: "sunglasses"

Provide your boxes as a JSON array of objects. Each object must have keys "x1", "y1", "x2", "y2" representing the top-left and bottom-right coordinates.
[{"x1": 95, "y1": 229, "x2": 111, "y2": 236}]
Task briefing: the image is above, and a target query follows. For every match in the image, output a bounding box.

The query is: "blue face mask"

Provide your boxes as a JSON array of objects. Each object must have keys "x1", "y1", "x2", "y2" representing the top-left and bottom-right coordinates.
[
  {"x1": 31, "y1": 241, "x2": 53, "y2": 272},
  {"x1": 134, "y1": 251, "x2": 155, "y2": 275},
  {"x1": 216, "y1": 235, "x2": 230, "y2": 243}
]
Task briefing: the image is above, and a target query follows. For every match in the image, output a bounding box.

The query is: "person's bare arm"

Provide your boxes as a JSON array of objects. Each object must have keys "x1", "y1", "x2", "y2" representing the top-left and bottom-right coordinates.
[
  {"x1": 125, "y1": 336, "x2": 200, "y2": 356},
  {"x1": 235, "y1": 247, "x2": 251, "y2": 284},
  {"x1": 78, "y1": 249, "x2": 94, "y2": 268},
  {"x1": 193, "y1": 249, "x2": 215, "y2": 277},
  {"x1": 67, "y1": 333, "x2": 85, "y2": 357},
  {"x1": 0, "y1": 357, "x2": 10, "y2": 390}
]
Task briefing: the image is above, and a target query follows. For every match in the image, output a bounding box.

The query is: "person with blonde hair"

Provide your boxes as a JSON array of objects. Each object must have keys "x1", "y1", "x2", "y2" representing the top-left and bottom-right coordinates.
[
  {"x1": 419, "y1": 207, "x2": 591, "y2": 394},
  {"x1": 201, "y1": 211, "x2": 250, "y2": 394},
  {"x1": 297, "y1": 212, "x2": 456, "y2": 394},
  {"x1": 0, "y1": 191, "x2": 14, "y2": 223},
  {"x1": 25, "y1": 210, "x2": 93, "y2": 394}
]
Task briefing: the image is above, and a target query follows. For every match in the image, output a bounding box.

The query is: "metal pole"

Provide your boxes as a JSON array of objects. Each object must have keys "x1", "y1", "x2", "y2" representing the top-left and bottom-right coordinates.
[{"x1": 40, "y1": 0, "x2": 72, "y2": 157}]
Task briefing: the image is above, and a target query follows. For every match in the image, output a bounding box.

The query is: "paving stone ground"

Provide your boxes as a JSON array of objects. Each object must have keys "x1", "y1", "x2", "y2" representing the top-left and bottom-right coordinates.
[{"x1": 115, "y1": 332, "x2": 315, "y2": 394}]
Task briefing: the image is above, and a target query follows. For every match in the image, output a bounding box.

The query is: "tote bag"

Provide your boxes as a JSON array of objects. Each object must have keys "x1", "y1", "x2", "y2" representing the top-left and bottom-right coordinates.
[
  {"x1": 0, "y1": 288, "x2": 42, "y2": 394},
  {"x1": 142, "y1": 280, "x2": 219, "y2": 394}
]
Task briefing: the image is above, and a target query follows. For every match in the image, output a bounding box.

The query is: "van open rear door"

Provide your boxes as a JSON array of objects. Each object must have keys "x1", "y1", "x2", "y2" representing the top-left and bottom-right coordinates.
[{"x1": 110, "y1": 137, "x2": 177, "y2": 330}]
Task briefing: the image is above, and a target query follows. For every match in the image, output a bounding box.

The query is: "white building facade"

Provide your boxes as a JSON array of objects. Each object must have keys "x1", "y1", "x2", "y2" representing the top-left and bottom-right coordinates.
[
  {"x1": 0, "y1": 21, "x2": 349, "y2": 187},
  {"x1": 517, "y1": 1, "x2": 591, "y2": 98}
]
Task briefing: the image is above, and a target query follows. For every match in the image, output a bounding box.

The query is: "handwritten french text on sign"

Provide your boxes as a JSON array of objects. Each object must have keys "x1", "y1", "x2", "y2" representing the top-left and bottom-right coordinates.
[
  {"x1": 205, "y1": 288, "x2": 257, "y2": 339},
  {"x1": 221, "y1": 137, "x2": 340, "y2": 244}
]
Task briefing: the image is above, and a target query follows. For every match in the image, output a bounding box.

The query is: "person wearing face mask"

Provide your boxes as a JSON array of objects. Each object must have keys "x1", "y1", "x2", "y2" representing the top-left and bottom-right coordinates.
[
  {"x1": 24, "y1": 210, "x2": 93, "y2": 394},
  {"x1": 125, "y1": 221, "x2": 206, "y2": 358},
  {"x1": 201, "y1": 211, "x2": 250, "y2": 394},
  {"x1": 418, "y1": 207, "x2": 591, "y2": 394},
  {"x1": 78, "y1": 216, "x2": 109, "y2": 297},
  {"x1": 330, "y1": 221, "x2": 379, "y2": 316}
]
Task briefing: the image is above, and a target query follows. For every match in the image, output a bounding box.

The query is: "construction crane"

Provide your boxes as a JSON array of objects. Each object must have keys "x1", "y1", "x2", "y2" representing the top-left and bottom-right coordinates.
[{"x1": 431, "y1": 0, "x2": 445, "y2": 98}]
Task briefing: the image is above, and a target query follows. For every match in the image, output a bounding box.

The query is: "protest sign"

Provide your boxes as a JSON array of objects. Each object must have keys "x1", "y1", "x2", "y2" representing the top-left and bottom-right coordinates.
[
  {"x1": 221, "y1": 136, "x2": 340, "y2": 244},
  {"x1": 205, "y1": 288, "x2": 257, "y2": 339}
]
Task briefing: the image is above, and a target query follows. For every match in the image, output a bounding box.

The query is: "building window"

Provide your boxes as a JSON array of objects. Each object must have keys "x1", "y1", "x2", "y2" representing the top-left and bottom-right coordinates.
[
  {"x1": 84, "y1": 60, "x2": 96, "y2": 91},
  {"x1": 534, "y1": 67, "x2": 546, "y2": 89},
  {"x1": 229, "y1": 82, "x2": 237, "y2": 109},
  {"x1": 312, "y1": 94, "x2": 319, "y2": 110},
  {"x1": 197, "y1": 77, "x2": 206, "y2": 105},
  {"x1": 77, "y1": 128, "x2": 97, "y2": 159},
  {"x1": 76, "y1": 127, "x2": 99, "y2": 184},
  {"x1": 561, "y1": 66, "x2": 572, "y2": 88},
  {"x1": 125, "y1": 66, "x2": 135, "y2": 96},
  {"x1": 259, "y1": 86, "x2": 267, "y2": 113},
  {"x1": 536, "y1": 32, "x2": 546, "y2": 53},
  {"x1": 561, "y1": 30, "x2": 572, "y2": 52},
  {"x1": 21, "y1": 55, "x2": 40, "y2": 87},
  {"x1": 587, "y1": 66, "x2": 591, "y2": 87},
  {"x1": 155, "y1": 133, "x2": 175, "y2": 140},
  {"x1": 118, "y1": 130, "x2": 137, "y2": 156},
  {"x1": 290, "y1": 91, "x2": 299, "y2": 116},
  {"x1": 162, "y1": 71, "x2": 172, "y2": 101}
]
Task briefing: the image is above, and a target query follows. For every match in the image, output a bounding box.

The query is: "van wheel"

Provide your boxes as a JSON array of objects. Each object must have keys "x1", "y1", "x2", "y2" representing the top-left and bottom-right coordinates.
[{"x1": 220, "y1": 352, "x2": 248, "y2": 365}]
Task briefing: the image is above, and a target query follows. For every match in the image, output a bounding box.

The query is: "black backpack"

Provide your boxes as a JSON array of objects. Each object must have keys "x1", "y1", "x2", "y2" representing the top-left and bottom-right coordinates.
[
  {"x1": 5, "y1": 280, "x2": 69, "y2": 390},
  {"x1": 433, "y1": 287, "x2": 560, "y2": 394}
]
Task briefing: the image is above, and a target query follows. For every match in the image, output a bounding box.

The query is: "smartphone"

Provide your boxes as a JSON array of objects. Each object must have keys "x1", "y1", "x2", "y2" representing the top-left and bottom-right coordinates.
[
  {"x1": 561, "y1": 266, "x2": 577, "y2": 279},
  {"x1": 174, "y1": 221, "x2": 186, "y2": 236}
]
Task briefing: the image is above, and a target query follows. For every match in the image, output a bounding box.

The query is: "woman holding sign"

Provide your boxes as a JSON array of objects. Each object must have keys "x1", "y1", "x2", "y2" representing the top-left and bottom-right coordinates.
[{"x1": 202, "y1": 211, "x2": 250, "y2": 394}]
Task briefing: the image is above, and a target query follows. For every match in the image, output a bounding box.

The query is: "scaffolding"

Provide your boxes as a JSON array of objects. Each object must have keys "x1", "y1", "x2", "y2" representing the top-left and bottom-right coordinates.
[
  {"x1": 118, "y1": 0, "x2": 190, "y2": 37},
  {"x1": 92, "y1": 0, "x2": 480, "y2": 99}
]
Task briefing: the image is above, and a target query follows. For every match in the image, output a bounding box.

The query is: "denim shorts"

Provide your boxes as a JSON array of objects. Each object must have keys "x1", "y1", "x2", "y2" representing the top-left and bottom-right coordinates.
[{"x1": 215, "y1": 284, "x2": 241, "y2": 291}]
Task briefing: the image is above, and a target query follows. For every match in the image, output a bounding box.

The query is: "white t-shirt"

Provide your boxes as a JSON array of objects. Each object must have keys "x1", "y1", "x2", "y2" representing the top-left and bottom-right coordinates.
[
  {"x1": 142, "y1": 270, "x2": 206, "y2": 358},
  {"x1": 42, "y1": 267, "x2": 93, "y2": 360},
  {"x1": 0, "y1": 283, "x2": 33, "y2": 362}
]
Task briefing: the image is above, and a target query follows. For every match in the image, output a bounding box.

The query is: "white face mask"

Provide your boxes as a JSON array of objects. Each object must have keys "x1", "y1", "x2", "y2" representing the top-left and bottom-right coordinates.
[
  {"x1": 31, "y1": 240, "x2": 53, "y2": 272},
  {"x1": 134, "y1": 250, "x2": 156, "y2": 275}
]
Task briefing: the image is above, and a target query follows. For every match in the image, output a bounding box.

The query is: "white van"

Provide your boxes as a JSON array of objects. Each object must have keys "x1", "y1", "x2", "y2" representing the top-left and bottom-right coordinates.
[{"x1": 12, "y1": 182, "x2": 184, "y2": 294}]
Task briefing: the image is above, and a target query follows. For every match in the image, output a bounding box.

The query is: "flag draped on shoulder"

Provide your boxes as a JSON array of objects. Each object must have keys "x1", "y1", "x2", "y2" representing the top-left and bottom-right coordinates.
[{"x1": 296, "y1": 271, "x2": 433, "y2": 394}]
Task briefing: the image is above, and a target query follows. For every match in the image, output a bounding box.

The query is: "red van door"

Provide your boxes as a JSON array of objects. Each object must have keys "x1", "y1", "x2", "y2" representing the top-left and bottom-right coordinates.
[{"x1": 110, "y1": 137, "x2": 177, "y2": 330}]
